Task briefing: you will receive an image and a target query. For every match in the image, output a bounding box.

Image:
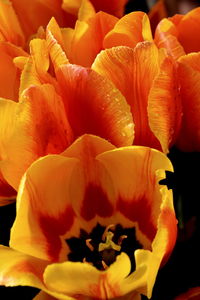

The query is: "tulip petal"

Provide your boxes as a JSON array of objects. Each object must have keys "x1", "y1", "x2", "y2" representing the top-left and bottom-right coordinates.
[
  {"x1": 175, "y1": 287, "x2": 200, "y2": 300},
  {"x1": 148, "y1": 55, "x2": 182, "y2": 153},
  {"x1": 97, "y1": 146, "x2": 174, "y2": 245},
  {"x1": 11, "y1": 0, "x2": 65, "y2": 39},
  {"x1": 10, "y1": 155, "x2": 78, "y2": 262},
  {"x1": 176, "y1": 7, "x2": 200, "y2": 53},
  {"x1": 0, "y1": 0, "x2": 25, "y2": 46},
  {"x1": 176, "y1": 52, "x2": 200, "y2": 151},
  {"x1": 104, "y1": 12, "x2": 153, "y2": 49},
  {"x1": 56, "y1": 64, "x2": 134, "y2": 147},
  {"x1": 44, "y1": 252, "x2": 130, "y2": 298},
  {"x1": 0, "y1": 245, "x2": 48, "y2": 289},
  {"x1": 93, "y1": 42, "x2": 168, "y2": 150},
  {"x1": 154, "y1": 18, "x2": 185, "y2": 60},
  {"x1": 62, "y1": 0, "x2": 127, "y2": 18},
  {"x1": 69, "y1": 12, "x2": 118, "y2": 67},
  {"x1": 46, "y1": 18, "x2": 69, "y2": 70},
  {"x1": 1, "y1": 84, "x2": 73, "y2": 190},
  {"x1": 0, "y1": 41, "x2": 28, "y2": 100}
]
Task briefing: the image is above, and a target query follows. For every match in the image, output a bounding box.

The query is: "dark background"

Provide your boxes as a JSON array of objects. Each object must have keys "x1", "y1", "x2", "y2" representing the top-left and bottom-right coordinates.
[{"x1": 0, "y1": 1, "x2": 200, "y2": 299}]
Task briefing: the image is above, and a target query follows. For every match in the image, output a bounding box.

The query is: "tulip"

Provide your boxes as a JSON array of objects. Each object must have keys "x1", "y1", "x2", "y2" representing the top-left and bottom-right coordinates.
[{"x1": 0, "y1": 134, "x2": 177, "y2": 300}]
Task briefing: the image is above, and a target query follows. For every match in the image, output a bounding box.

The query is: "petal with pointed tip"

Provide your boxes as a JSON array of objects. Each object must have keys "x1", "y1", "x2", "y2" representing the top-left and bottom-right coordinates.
[{"x1": 56, "y1": 64, "x2": 134, "y2": 147}]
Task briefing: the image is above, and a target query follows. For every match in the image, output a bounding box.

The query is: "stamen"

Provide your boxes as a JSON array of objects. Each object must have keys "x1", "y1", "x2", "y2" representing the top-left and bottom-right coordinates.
[
  {"x1": 86, "y1": 238, "x2": 94, "y2": 251},
  {"x1": 118, "y1": 234, "x2": 128, "y2": 245},
  {"x1": 101, "y1": 260, "x2": 108, "y2": 270},
  {"x1": 102, "y1": 224, "x2": 115, "y2": 241}
]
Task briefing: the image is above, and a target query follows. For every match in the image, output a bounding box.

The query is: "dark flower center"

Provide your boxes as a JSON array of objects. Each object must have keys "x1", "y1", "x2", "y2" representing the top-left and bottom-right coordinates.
[{"x1": 66, "y1": 223, "x2": 142, "y2": 272}]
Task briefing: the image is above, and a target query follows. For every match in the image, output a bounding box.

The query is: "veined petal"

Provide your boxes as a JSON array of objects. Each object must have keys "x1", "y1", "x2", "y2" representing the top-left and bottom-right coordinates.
[
  {"x1": 97, "y1": 145, "x2": 174, "y2": 246},
  {"x1": 0, "y1": 41, "x2": 28, "y2": 100},
  {"x1": 0, "y1": 245, "x2": 48, "y2": 289},
  {"x1": 176, "y1": 52, "x2": 200, "y2": 151},
  {"x1": 10, "y1": 155, "x2": 78, "y2": 262},
  {"x1": 154, "y1": 18, "x2": 185, "y2": 60},
  {"x1": 33, "y1": 291, "x2": 58, "y2": 300},
  {"x1": 46, "y1": 19, "x2": 69, "y2": 70},
  {"x1": 11, "y1": 0, "x2": 65, "y2": 39},
  {"x1": 1, "y1": 84, "x2": 73, "y2": 190},
  {"x1": 56, "y1": 64, "x2": 134, "y2": 147},
  {"x1": 0, "y1": 0, "x2": 25, "y2": 46},
  {"x1": 69, "y1": 12, "x2": 118, "y2": 67},
  {"x1": 176, "y1": 7, "x2": 200, "y2": 53},
  {"x1": 103, "y1": 12, "x2": 153, "y2": 49},
  {"x1": 44, "y1": 253, "x2": 130, "y2": 298},
  {"x1": 93, "y1": 42, "x2": 167, "y2": 150},
  {"x1": 148, "y1": 54, "x2": 182, "y2": 153}
]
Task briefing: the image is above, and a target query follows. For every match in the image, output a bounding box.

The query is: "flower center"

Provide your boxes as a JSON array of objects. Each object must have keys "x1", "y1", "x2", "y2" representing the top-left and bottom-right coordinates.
[{"x1": 66, "y1": 223, "x2": 142, "y2": 271}]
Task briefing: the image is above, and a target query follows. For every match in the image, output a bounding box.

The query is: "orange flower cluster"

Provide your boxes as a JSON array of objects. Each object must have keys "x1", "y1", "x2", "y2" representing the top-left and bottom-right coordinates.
[{"x1": 0, "y1": 0, "x2": 199, "y2": 299}]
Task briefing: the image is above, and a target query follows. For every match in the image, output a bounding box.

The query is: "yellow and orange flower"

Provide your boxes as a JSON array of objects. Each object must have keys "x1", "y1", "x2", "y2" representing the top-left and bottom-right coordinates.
[
  {"x1": 0, "y1": 134, "x2": 177, "y2": 300},
  {"x1": 154, "y1": 7, "x2": 200, "y2": 151}
]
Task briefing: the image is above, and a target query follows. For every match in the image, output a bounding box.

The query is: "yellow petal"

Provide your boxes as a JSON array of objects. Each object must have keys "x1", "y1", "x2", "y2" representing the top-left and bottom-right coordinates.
[
  {"x1": 0, "y1": 0, "x2": 25, "y2": 46},
  {"x1": 104, "y1": 12, "x2": 153, "y2": 49}
]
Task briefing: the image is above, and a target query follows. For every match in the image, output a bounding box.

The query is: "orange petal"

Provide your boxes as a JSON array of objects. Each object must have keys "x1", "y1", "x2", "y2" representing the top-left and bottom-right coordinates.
[
  {"x1": 46, "y1": 18, "x2": 69, "y2": 70},
  {"x1": 93, "y1": 42, "x2": 169, "y2": 150},
  {"x1": 148, "y1": 0, "x2": 168, "y2": 34},
  {"x1": 62, "y1": 0, "x2": 128, "y2": 18},
  {"x1": 148, "y1": 54, "x2": 182, "y2": 153},
  {"x1": 0, "y1": 41, "x2": 28, "y2": 100},
  {"x1": 154, "y1": 18, "x2": 185, "y2": 60},
  {"x1": 56, "y1": 64, "x2": 134, "y2": 147},
  {"x1": 176, "y1": 52, "x2": 200, "y2": 151},
  {"x1": 10, "y1": 155, "x2": 78, "y2": 262},
  {"x1": 19, "y1": 39, "x2": 58, "y2": 95},
  {"x1": 104, "y1": 12, "x2": 153, "y2": 49},
  {"x1": 176, "y1": 7, "x2": 200, "y2": 53},
  {"x1": 11, "y1": 0, "x2": 65, "y2": 40},
  {"x1": 69, "y1": 12, "x2": 118, "y2": 67},
  {"x1": 0, "y1": 0, "x2": 25, "y2": 46},
  {"x1": 33, "y1": 291, "x2": 58, "y2": 300},
  {"x1": 0, "y1": 84, "x2": 73, "y2": 190},
  {"x1": 0, "y1": 245, "x2": 48, "y2": 289}
]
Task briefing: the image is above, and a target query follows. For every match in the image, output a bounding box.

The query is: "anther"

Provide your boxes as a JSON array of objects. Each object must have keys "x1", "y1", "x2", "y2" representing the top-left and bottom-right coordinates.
[{"x1": 86, "y1": 239, "x2": 94, "y2": 251}]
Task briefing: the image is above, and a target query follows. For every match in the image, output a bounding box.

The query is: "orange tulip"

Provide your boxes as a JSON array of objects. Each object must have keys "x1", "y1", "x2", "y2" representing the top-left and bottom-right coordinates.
[
  {"x1": 0, "y1": 134, "x2": 177, "y2": 300},
  {"x1": 154, "y1": 7, "x2": 200, "y2": 151}
]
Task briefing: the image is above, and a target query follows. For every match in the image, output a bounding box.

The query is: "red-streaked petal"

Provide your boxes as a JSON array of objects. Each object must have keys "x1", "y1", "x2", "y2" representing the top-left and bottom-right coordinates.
[
  {"x1": 92, "y1": 42, "x2": 166, "y2": 150},
  {"x1": 154, "y1": 18, "x2": 185, "y2": 60},
  {"x1": 56, "y1": 64, "x2": 134, "y2": 147},
  {"x1": 0, "y1": 245, "x2": 48, "y2": 289},
  {"x1": 104, "y1": 12, "x2": 153, "y2": 49},
  {"x1": 148, "y1": 55, "x2": 182, "y2": 153},
  {"x1": 62, "y1": 134, "x2": 116, "y2": 223},
  {"x1": 176, "y1": 7, "x2": 200, "y2": 53},
  {"x1": 0, "y1": 0, "x2": 25, "y2": 46},
  {"x1": 0, "y1": 41, "x2": 28, "y2": 100},
  {"x1": 97, "y1": 146, "x2": 174, "y2": 244},
  {"x1": 1, "y1": 84, "x2": 73, "y2": 190},
  {"x1": 176, "y1": 52, "x2": 200, "y2": 151},
  {"x1": 69, "y1": 12, "x2": 118, "y2": 67},
  {"x1": 10, "y1": 155, "x2": 78, "y2": 262}
]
